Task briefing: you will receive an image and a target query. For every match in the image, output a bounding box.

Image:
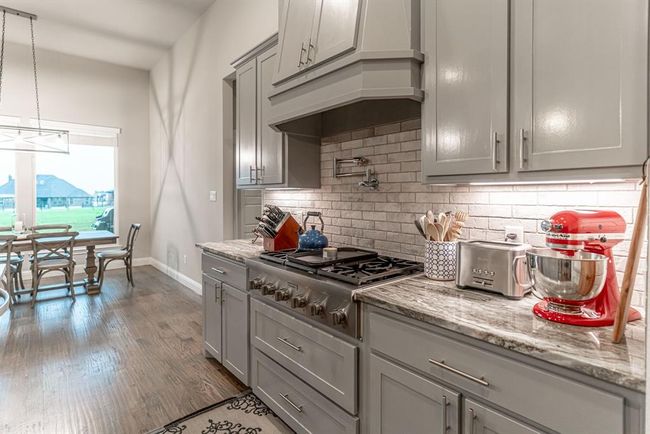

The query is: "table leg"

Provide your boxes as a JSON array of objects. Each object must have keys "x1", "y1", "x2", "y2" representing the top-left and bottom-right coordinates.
[{"x1": 84, "y1": 245, "x2": 100, "y2": 295}]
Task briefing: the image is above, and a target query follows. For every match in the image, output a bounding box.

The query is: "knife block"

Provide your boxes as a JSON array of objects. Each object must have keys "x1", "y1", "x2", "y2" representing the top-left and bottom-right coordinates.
[{"x1": 263, "y1": 214, "x2": 300, "y2": 252}]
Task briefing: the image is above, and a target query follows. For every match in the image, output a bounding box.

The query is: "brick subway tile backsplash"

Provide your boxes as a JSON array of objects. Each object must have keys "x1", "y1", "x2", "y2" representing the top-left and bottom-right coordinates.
[{"x1": 264, "y1": 118, "x2": 648, "y2": 309}]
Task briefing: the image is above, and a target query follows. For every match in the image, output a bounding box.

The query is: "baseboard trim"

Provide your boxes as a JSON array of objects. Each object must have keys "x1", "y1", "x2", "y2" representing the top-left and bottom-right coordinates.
[
  {"x1": 20, "y1": 256, "x2": 153, "y2": 281},
  {"x1": 148, "y1": 258, "x2": 202, "y2": 295}
]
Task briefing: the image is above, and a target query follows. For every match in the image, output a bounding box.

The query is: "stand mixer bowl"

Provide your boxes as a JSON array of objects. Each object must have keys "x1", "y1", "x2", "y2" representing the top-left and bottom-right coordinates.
[{"x1": 521, "y1": 248, "x2": 608, "y2": 314}]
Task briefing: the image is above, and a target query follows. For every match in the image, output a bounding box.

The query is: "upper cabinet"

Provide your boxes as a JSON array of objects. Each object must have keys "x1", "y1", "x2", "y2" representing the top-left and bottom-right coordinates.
[
  {"x1": 422, "y1": 0, "x2": 649, "y2": 183},
  {"x1": 275, "y1": 0, "x2": 361, "y2": 84},
  {"x1": 233, "y1": 36, "x2": 321, "y2": 189},
  {"x1": 421, "y1": 0, "x2": 509, "y2": 177},
  {"x1": 512, "y1": 0, "x2": 648, "y2": 173}
]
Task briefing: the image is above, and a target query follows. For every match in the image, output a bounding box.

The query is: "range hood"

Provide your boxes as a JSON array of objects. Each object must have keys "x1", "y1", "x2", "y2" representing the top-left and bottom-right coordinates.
[{"x1": 268, "y1": 0, "x2": 423, "y2": 135}]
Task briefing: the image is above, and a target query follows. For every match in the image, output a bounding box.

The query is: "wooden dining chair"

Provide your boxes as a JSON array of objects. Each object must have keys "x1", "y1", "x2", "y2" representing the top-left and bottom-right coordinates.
[
  {"x1": 97, "y1": 224, "x2": 141, "y2": 289},
  {"x1": 29, "y1": 224, "x2": 72, "y2": 233},
  {"x1": 0, "y1": 233, "x2": 17, "y2": 308},
  {"x1": 28, "y1": 231, "x2": 78, "y2": 307},
  {"x1": 0, "y1": 226, "x2": 25, "y2": 297}
]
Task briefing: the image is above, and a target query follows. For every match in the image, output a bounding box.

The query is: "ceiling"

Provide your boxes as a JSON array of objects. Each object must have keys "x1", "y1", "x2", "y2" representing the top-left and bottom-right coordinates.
[{"x1": 0, "y1": 0, "x2": 217, "y2": 70}]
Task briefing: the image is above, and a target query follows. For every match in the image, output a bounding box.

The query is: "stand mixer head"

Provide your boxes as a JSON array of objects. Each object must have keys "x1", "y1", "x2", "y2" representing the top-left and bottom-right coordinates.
[{"x1": 530, "y1": 209, "x2": 641, "y2": 326}]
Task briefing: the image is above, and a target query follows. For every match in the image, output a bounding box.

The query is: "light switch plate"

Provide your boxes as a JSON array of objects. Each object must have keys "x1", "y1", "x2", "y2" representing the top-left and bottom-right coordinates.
[{"x1": 209, "y1": 191, "x2": 217, "y2": 202}]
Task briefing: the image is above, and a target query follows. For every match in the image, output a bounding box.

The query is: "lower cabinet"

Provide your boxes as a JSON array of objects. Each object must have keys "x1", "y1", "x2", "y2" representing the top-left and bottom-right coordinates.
[
  {"x1": 202, "y1": 270, "x2": 250, "y2": 386},
  {"x1": 368, "y1": 353, "x2": 459, "y2": 434},
  {"x1": 464, "y1": 399, "x2": 541, "y2": 434}
]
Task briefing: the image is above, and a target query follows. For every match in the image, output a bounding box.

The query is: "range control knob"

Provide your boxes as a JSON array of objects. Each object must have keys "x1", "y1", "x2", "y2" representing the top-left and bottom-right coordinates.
[
  {"x1": 291, "y1": 295, "x2": 308, "y2": 309},
  {"x1": 274, "y1": 288, "x2": 292, "y2": 301},
  {"x1": 309, "y1": 300, "x2": 326, "y2": 317},
  {"x1": 261, "y1": 283, "x2": 278, "y2": 296},
  {"x1": 330, "y1": 308, "x2": 348, "y2": 326},
  {"x1": 250, "y1": 278, "x2": 264, "y2": 290}
]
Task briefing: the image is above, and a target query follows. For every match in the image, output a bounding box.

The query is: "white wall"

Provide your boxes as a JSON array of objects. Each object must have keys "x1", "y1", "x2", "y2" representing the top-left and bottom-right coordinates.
[
  {"x1": 0, "y1": 41, "x2": 151, "y2": 259},
  {"x1": 150, "y1": 0, "x2": 278, "y2": 283}
]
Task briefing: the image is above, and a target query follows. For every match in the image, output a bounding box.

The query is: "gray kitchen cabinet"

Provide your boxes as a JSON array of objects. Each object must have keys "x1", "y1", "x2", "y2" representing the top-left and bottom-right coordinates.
[
  {"x1": 202, "y1": 273, "x2": 223, "y2": 361},
  {"x1": 275, "y1": 0, "x2": 360, "y2": 84},
  {"x1": 310, "y1": 0, "x2": 360, "y2": 67},
  {"x1": 201, "y1": 253, "x2": 250, "y2": 385},
  {"x1": 368, "y1": 353, "x2": 460, "y2": 434},
  {"x1": 512, "y1": 0, "x2": 648, "y2": 173},
  {"x1": 236, "y1": 57, "x2": 258, "y2": 186},
  {"x1": 232, "y1": 35, "x2": 321, "y2": 189},
  {"x1": 464, "y1": 399, "x2": 541, "y2": 434},
  {"x1": 276, "y1": 0, "x2": 320, "y2": 82},
  {"x1": 256, "y1": 47, "x2": 283, "y2": 185},
  {"x1": 222, "y1": 283, "x2": 249, "y2": 384},
  {"x1": 421, "y1": 0, "x2": 509, "y2": 177}
]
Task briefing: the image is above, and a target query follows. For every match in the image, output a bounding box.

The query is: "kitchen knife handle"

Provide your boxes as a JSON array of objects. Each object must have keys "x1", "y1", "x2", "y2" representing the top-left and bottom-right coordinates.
[
  {"x1": 428, "y1": 359, "x2": 489, "y2": 387},
  {"x1": 518, "y1": 128, "x2": 527, "y2": 169},
  {"x1": 492, "y1": 131, "x2": 500, "y2": 171}
]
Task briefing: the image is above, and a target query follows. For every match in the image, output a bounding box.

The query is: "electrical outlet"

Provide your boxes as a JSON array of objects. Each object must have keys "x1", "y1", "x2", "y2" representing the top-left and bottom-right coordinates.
[
  {"x1": 183, "y1": 254, "x2": 188, "y2": 264},
  {"x1": 209, "y1": 191, "x2": 217, "y2": 202},
  {"x1": 504, "y1": 225, "x2": 524, "y2": 244}
]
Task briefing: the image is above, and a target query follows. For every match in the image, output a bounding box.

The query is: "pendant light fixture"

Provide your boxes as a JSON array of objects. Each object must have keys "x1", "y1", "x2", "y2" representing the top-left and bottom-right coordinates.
[{"x1": 0, "y1": 5, "x2": 69, "y2": 154}]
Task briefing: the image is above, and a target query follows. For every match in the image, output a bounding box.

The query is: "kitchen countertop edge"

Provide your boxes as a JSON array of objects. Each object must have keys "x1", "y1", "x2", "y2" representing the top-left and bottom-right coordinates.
[{"x1": 196, "y1": 239, "x2": 264, "y2": 264}]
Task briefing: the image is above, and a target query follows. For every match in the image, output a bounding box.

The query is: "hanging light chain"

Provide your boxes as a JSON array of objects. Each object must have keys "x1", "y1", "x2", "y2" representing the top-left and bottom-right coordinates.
[
  {"x1": 30, "y1": 16, "x2": 41, "y2": 131},
  {"x1": 0, "y1": 10, "x2": 6, "y2": 104}
]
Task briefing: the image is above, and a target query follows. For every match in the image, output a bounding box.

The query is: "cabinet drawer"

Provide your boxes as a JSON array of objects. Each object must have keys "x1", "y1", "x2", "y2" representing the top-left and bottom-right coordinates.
[
  {"x1": 201, "y1": 253, "x2": 247, "y2": 289},
  {"x1": 250, "y1": 298, "x2": 357, "y2": 414},
  {"x1": 368, "y1": 311, "x2": 624, "y2": 434},
  {"x1": 464, "y1": 399, "x2": 541, "y2": 434},
  {"x1": 252, "y1": 349, "x2": 358, "y2": 434}
]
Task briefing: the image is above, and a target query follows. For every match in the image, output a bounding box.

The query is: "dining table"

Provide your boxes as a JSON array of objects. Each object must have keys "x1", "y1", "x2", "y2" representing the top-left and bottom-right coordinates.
[{"x1": 11, "y1": 230, "x2": 118, "y2": 295}]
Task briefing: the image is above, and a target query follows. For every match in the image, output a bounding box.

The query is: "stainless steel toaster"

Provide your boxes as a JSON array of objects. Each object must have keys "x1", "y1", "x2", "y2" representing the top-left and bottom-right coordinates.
[{"x1": 456, "y1": 240, "x2": 531, "y2": 299}]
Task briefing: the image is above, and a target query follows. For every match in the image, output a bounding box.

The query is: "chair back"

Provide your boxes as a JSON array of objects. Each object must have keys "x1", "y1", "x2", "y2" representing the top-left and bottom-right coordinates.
[
  {"x1": 0, "y1": 234, "x2": 16, "y2": 290},
  {"x1": 29, "y1": 231, "x2": 78, "y2": 269},
  {"x1": 29, "y1": 224, "x2": 72, "y2": 234},
  {"x1": 125, "y1": 224, "x2": 141, "y2": 255}
]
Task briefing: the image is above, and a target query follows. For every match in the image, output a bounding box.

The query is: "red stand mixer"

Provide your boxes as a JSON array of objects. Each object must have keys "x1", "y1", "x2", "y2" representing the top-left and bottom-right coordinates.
[{"x1": 530, "y1": 209, "x2": 641, "y2": 327}]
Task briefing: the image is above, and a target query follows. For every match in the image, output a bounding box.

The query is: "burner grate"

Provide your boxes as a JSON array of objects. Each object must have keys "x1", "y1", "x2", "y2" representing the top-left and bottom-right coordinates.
[{"x1": 318, "y1": 256, "x2": 422, "y2": 285}]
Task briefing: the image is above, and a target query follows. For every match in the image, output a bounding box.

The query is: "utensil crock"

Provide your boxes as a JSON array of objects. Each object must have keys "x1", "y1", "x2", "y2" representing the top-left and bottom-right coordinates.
[{"x1": 424, "y1": 240, "x2": 458, "y2": 281}]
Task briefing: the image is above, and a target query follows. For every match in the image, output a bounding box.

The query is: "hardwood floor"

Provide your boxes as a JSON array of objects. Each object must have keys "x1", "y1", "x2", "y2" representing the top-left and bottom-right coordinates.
[{"x1": 0, "y1": 266, "x2": 245, "y2": 434}]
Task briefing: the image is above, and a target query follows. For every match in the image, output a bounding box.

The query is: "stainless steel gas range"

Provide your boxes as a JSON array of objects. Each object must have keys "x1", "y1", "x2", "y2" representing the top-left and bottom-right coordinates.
[{"x1": 246, "y1": 248, "x2": 423, "y2": 339}]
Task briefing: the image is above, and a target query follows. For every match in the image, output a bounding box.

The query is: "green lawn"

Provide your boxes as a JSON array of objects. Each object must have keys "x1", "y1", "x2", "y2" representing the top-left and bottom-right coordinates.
[{"x1": 0, "y1": 207, "x2": 110, "y2": 232}]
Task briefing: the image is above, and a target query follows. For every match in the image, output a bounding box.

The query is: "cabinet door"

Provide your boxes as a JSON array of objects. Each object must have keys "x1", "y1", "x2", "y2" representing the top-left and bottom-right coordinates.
[
  {"x1": 310, "y1": 0, "x2": 360, "y2": 67},
  {"x1": 275, "y1": 0, "x2": 320, "y2": 83},
  {"x1": 368, "y1": 354, "x2": 460, "y2": 434},
  {"x1": 512, "y1": 0, "x2": 648, "y2": 172},
  {"x1": 257, "y1": 47, "x2": 284, "y2": 185},
  {"x1": 222, "y1": 283, "x2": 249, "y2": 385},
  {"x1": 421, "y1": 0, "x2": 509, "y2": 177},
  {"x1": 236, "y1": 58, "x2": 257, "y2": 186},
  {"x1": 202, "y1": 275, "x2": 222, "y2": 361},
  {"x1": 464, "y1": 399, "x2": 541, "y2": 434}
]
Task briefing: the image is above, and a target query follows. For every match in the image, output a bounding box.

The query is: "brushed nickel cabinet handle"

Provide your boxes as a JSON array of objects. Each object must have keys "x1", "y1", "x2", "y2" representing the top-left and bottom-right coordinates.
[
  {"x1": 277, "y1": 336, "x2": 302, "y2": 352},
  {"x1": 211, "y1": 267, "x2": 225, "y2": 275},
  {"x1": 249, "y1": 165, "x2": 256, "y2": 183},
  {"x1": 442, "y1": 395, "x2": 450, "y2": 432},
  {"x1": 428, "y1": 359, "x2": 489, "y2": 387},
  {"x1": 298, "y1": 42, "x2": 306, "y2": 67},
  {"x1": 214, "y1": 283, "x2": 220, "y2": 303},
  {"x1": 279, "y1": 393, "x2": 303, "y2": 412},
  {"x1": 469, "y1": 408, "x2": 477, "y2": 434},
  {"x1": 306, "y1": 38, "x2": 315, "y2": 64},
  {"x1": 492, "y1": 131, "x2": 500, "y2": 171},
  {"x1": 519, "y1": 128, "x2": 527, "y2": 169}
]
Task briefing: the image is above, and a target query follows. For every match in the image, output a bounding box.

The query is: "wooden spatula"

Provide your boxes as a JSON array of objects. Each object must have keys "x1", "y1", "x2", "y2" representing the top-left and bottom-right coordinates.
[{"x1": 612, "y1": 179, "x2": 648, "y2": 343}]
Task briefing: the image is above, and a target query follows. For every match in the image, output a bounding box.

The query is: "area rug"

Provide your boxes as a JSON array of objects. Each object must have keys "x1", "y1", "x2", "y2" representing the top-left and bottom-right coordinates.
[{"x1": 149, "y1": 391, "x2": 293, "y2": 434}]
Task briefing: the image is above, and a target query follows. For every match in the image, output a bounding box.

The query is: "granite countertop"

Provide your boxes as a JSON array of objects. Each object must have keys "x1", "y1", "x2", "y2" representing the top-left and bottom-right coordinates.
[
  {"x1": 196, "y1": 239, "x2": 264, "y2": 264},
  {"x1": 354, "y1": 275, "x2": 646, "y2": 392}
]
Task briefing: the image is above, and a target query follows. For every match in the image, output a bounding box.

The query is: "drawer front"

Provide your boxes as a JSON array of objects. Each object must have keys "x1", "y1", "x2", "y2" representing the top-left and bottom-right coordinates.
[
  {"x1": 464, "y1": 399, "x2": 541, "y2": 434},
  {"x1": 202, "y1": 253, "x2": 247, "y2": 289},
  {"x1": 252, "y1": 349, "x2": 359, "y2": 434},
  {"x1": 368, "y1": 311, "x2": 624, "y2": 434},
  {"x1": 251, "y1": 298, "x2": 357, "y2": 414}
]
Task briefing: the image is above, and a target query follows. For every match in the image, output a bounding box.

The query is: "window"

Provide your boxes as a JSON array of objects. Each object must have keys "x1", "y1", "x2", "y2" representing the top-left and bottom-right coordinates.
[
  {"x1": 35, "y1": 144, "x2": 115, "y2": 232},
  {"x1": 0, "y1": 152, "x2": 16, "y2": 227},
  {"x1": 0, "y1": 118, "x2": 119, "y2": 234}
]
